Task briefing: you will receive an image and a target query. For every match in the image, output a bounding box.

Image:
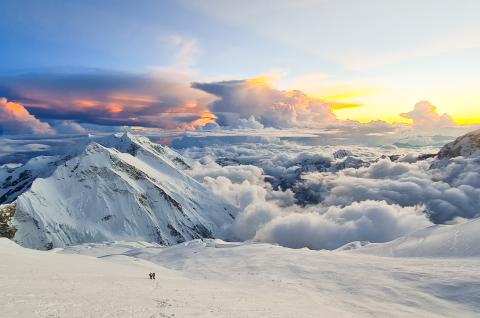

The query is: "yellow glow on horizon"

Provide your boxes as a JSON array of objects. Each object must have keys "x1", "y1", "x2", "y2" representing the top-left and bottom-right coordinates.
[
  {"x1": 247, "y1": 75, "x2": 276, "y2": 87},
  {"x1": 314, "y1": 84, "x2": 480, "y2": 125},
  {"x1": 252, "y1": 73, "x2": 480, "y2": 125},
  {"x1": 310, "y1": 85, "x2": 381, "y2": 102},
  {"x1": 453, "y1": 117, "x2": 480, "y2": 125},
  {"x1": 329, "y1": 102, "x2": 364, "y2": 110}
]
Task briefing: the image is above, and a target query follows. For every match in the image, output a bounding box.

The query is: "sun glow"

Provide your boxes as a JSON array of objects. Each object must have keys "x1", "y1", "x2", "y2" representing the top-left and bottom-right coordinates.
[
  {"x1": 190, "y1": 111, "x2": 217, "y2": 129},
  {"x1": 247, "y1": 75, "x2": 275, "y2": 87},
  {"x1": 4, "y1": 101, "x2": 29, "y2": 116}
]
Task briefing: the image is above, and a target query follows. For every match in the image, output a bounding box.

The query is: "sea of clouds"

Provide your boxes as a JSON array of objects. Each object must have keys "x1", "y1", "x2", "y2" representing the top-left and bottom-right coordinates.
[
  {"x1": 175, "y1": 129, "x2": 480, "y2": 250},
  {"x1": 1, "y1": 123, "x2": 479, "y2": 250}
]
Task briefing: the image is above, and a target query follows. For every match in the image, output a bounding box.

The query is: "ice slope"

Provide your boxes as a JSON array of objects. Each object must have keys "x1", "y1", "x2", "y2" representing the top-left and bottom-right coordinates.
[
  {"x1": 351, "y1": 217, "x2": 480, "y2": 258},
  {"x1": 0, "y1": 133, "x2": 235, "y2": 249},
  {"x1": 2, "y1": 238, "x2": 479, "y2": 318}
]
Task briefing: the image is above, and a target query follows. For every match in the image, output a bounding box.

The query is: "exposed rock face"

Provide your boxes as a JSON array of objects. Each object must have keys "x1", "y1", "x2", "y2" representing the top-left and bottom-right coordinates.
[
  {"x1": 333, "y1": 149, "x2": 353, "y2": 159},
  {"x1": 437, "y1": 129, "x2": 480, "y2": 159},
  {"x1": 0, "y1": 133, "x2": 236, "y2": 250},
  {"x1": 0, "y1": 203, "x2": 16, "y2": 239}
]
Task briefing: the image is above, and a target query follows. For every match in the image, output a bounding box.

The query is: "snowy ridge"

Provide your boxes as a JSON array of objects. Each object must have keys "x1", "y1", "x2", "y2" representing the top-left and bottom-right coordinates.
[
  {"x1": 351, "y1": 217, "x2": 480, "y2": 258},
  {"x1": 438, "y1": 129, "x2": 480, "y2": 159},
  {"x1": 0, "y1": 133, "x2": 236, "y2": 249}
]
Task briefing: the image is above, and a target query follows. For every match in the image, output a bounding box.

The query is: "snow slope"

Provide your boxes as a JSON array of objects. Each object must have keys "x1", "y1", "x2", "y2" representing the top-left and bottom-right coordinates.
[
  {"x1": 1, "y1": 238, "x2": 479, "y2": 318},
  {"x1": 352, "y1": 217, "x2": 480, "y2": 258},
  {"x1": 0, "y1": 155, "x2": 60, "y2": 205},
  {"x1": 438, "y1": 129, "x2": 480, "y2": 159},
  {"x1": 0, "y1": 133, "x2": 236, "y2": 249}
]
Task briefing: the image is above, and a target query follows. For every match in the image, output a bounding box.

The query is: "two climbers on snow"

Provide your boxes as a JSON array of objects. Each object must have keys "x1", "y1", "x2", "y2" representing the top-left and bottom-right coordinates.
[{"x1": 149, "y1": 272, "x2": 156, "y2": 279}]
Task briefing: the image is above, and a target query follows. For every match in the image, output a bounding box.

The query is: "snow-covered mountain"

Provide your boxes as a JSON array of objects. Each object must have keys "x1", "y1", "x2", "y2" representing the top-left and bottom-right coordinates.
[
  {"x1": 438, "y1": 129, "x2": 480, "y2": 159},
  {"x1": 0, "y1": 133, "x2": 236, "y2": 249}
]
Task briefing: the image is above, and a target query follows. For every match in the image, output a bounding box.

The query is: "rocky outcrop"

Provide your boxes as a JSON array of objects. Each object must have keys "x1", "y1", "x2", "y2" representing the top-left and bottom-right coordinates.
[{"x1": 438, "y1": 129, "x2": 480, "y2": 159}]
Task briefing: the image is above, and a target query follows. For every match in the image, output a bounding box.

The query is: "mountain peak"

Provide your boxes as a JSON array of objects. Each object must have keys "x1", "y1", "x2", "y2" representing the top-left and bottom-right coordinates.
[{"x1": 1, "y1": 134, "x2": 235, "y2": 249}]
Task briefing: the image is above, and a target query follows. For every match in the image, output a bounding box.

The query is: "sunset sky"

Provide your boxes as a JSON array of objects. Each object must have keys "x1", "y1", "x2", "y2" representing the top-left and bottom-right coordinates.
[{"x1": 1, "y1": 0, "x2": 479, "y2": 133}]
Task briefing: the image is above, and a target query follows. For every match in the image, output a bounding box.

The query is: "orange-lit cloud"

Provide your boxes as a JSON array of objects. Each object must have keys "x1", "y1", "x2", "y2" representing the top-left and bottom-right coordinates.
[
  {"x1": 107, "y1": 103, "x2": 124, "y2": 114},
  {"x1": 193, "y1": 78, "x2": 337, "y2": 128},
  {"x1": 188, "y1": 111, "x2": 217, "y2": 129},
  {"x1": 75, "y1": 100, "x2": 98, "y2": 108},
  {"x1": 0, "y1": 98, "x2": 54, "y2": 135}
]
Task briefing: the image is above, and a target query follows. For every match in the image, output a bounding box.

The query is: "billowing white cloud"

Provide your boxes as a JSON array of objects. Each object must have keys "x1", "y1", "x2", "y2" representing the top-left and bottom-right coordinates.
[
  {"x1": 183, "y1": 141, "x2": 438, "y2": 249},
  {"x1": 401, "y1": 101, "x2": 455, "y2": 128},
  {"x1": 54, "y1": 121, "x2": 88, "y2": 134},
  {"x1": 0, "y1": 98, "x2": 54, "y2": 135},
  {"x1": 176, "y1": 129, "x2": 480, "y2": 250},
  {"x1": 192, "y1": 80, "x2": 338, "y2": 128},
  {"x1": 299, "y1": 157, "x2": 480, "y2": 223},
  {"x1": 254, "y1": 201, "x2": 431, "y2": 250}
]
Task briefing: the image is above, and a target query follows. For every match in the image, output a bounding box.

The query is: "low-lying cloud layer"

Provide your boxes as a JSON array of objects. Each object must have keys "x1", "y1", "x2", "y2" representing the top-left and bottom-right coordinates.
[
  {"x1": 181, "y1": 132, "x2": 480, "y2": 249},
  {"x1": 2, "y1": 125, "x2": 479, "y2": 249}
]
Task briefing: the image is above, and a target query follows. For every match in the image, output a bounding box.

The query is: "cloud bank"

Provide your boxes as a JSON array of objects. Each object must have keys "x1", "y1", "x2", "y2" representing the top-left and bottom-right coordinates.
[
  {"x1": 1, "y1": 67, "x2": 475, "y2": 136},
  {"x1": 0, "y1": 70, "x2": 215, "y2": 130},
  {"x1": 254, "y1": 201, "x2": 430, "y2": 250},
  {"x1": 186, "y1": 148, "x2": 433, "y2": 249},
  {"x1": 179, "y1": 131, "x2": 480, "y2": 249}
]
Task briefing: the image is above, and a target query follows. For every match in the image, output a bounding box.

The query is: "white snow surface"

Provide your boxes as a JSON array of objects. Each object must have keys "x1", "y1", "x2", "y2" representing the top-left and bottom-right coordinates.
[
  {"x1": 1, "y1": 237, "x2": 479, "y2": 318},
  {"x1": 1, "y1": 133, "x2": 236, "y2": 249},
  {"x1": 353, "y1": 217, "x2": 480, "y2": 258}
]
